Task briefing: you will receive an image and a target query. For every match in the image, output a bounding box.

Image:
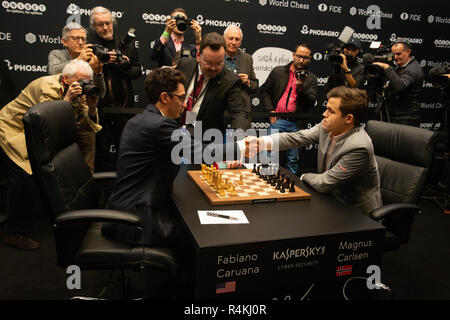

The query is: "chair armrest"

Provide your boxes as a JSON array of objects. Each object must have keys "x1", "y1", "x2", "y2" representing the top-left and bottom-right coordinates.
[
  {"x1": 55, "y1": 209, "x2": 142, "y2": 227},
  {"x1": 92, "y1": 171, "x2": 118, "y2": 180},
  {"x1": 370, "y1": 203, "x2": 420, "y2": 220}
]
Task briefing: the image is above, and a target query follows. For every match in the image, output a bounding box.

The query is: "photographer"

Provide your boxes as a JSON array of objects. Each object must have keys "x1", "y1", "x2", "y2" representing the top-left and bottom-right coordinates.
[
  {"x1": 372, "y1": 39, "x2": 424, "y2": 127},
  {"x1": 260, "y1": 43, "x2": 318, "y2": 174},
  {"x1": 87, "y1": 6, "x2": 142, "y2": 171},
  {"x1": 151, "y1": 8, "x2": 202, "y2": 67},
  {"x1": 0, "y1": 59, "x2": 101, "y2": 250},
  {"x1": 324, "y1": 37, "x2": 365, "y2": 94},
  {"x1": 48, "y1": 22, "x2": 105, "y2": 98}
]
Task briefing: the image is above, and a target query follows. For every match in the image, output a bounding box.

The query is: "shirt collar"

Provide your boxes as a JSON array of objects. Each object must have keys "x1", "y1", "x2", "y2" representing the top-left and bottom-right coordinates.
[{"x1": 171, "y1": 33, "x2": 184, "y2": 45}]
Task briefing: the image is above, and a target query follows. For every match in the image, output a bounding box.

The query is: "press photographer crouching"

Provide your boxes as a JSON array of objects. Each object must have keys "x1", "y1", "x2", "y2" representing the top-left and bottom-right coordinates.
[
  {"x1": 324, "y1": 36, "x2": 365, "y2": 94},
  {"x1": 371, "y1": 39, "x2": 424, "y2": 127}
]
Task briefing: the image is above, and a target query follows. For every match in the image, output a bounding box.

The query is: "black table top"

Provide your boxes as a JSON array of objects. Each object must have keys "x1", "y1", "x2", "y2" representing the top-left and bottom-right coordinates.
[{"x1": 172, "y1": 165, "x2": 384, "y2": 248}]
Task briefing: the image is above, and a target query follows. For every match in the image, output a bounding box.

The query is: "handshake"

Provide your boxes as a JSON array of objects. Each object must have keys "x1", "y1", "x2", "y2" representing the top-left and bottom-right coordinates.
[{"x1": 243, "y1": 136, "x2": 273, "y2": 159}]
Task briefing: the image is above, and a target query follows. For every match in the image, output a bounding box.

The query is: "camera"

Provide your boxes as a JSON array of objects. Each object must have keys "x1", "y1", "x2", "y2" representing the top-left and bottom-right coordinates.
[
  {"x1": 90, "y1": 44, "x2": 110, "y2": 63},
  {"x1": 78, "y1": 79, "x2": 100, "y2": 97},
  {"x1": 295, "y1": 70, "x2": 307, "y2": 81},
  {"x1": 429, "y1": 66, "x2": 450, "y2": 89},
  {"x1": 115, "y1": 28, "x2": 136, "y2": 71},
  {"x1": 325, "y1": 26, "x2": 356, "y2": 66},
  {"x1": 363, "y1": 41, "x2": 394, "y2": 78},
  {"x1": 172, "y1": 14, "x2": 192, "y2": 32}
]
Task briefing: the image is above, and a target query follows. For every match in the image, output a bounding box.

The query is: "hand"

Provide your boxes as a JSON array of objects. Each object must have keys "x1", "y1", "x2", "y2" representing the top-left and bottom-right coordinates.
[
  {"x1": 237, "y1": 73, "x2": 250, "y2": 87},
  {"x1": 86, "y1": 94, "x2": 99, "y2": 116},
  {"x1": 295, "y1": 72, "x2": 308, "y2": 87},
  {"x1": 63, "y1": 81, "x2": 82, "y2": 102},
  {"x1": 107, "y1": 50, "x2": 117, "y2": 64},
  {"x1": 89, "y1": 54, "x2": 103, "y2": 74},
  {"x1": 372, "y1": 62, "x2": 390, "y2": 70},
  {"x1": 269, "y1": 110, "x2": 278, "y2": 124},
  {"x1": 244, "y1": 136, "x2": 260, "y2": 158},
  {"x1": 190, "y1": 20, "x2": 202, "y2": 43},
  {"x1": 339, "y1": 54, "x2": 349, "y2": 72},
  {"x1": 164, "y1": 16, "x2": 176, "y2": 34},
  {"x1": 78, "y1": 44, "x2": 94, "y2": 62}
]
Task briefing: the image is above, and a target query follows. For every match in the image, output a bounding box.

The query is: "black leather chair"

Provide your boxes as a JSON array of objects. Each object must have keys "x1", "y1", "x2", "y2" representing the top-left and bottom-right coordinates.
[
  {"x1": 365, "y1": 120, "x2": 437, "y2": 251},
  {"x1": 22, "y1": 100, "x2": 177, "y2": 299}
]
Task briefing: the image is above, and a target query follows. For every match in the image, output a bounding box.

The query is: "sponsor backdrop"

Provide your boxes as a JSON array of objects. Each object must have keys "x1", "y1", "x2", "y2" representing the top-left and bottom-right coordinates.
[{"x1": 1, "y1": 0, "x2": 449, "y2": 135}]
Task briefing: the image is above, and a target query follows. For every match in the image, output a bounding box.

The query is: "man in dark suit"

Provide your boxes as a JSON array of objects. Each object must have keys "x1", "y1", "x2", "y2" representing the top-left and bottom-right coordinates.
[
  {"x1": 150, "y1": 8, "x2": 202, "y2": 67},
  {"x1": 223, "y1": 25, "x2": 259, "y2": 129},
  {"x1": 176, "y1": 32, "x2": 248, "y2": 133},
  {"x1": 102, "y1": 67, "x2": 242, "y2": 246}
]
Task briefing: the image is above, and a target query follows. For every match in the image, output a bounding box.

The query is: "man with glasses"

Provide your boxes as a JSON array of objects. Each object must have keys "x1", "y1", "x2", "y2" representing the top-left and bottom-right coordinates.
[
  {"x1": 48, "y1": 22, "x2": 105, "y2": 98},
  {"x1": 176, "y1": 32, "x2": 247, "y2": 134},
  {"x1": 260, "y1": 43, "x2": 318, "y2": 174},
  {"x1": 87, "y1": 6, "x2": 142, "y2": 172}
]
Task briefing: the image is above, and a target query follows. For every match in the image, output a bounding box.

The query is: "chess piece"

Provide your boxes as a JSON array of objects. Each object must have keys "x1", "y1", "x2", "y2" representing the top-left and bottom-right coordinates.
[
  {"x1": 252, "y1": 163, "x2": 257, "y2": 173},
  {"x1": 230, "y1": 185, "x2": 237, "y2": 196},
  {"x1": 289, "y1": 181, "x2": 296, "y2": 193},
  {"x1": 239, "y1": 174, "x2": 244, "y2": 185},
  {"x1": 280, "y1": 185, "x2": 285, "y2": 193}
]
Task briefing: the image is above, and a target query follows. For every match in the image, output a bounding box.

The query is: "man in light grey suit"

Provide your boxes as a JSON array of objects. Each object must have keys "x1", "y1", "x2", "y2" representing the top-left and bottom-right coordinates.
[{"x1": 246, "y1": 86, "x2": 382, "y2": 215}]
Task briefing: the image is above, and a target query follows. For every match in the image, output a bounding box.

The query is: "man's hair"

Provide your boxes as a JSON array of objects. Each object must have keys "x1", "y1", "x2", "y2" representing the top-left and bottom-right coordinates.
[
  {"x1": 145, "y1": 67, "x2": 186, "y2": 104},
  {"x1": 326, "y1": 86, "x2": 368, "y2": 125},
  {"x1": 199, "y1": 32, "x2": 226, "y2": 54},
  {"x1": 62, "y1": 22, "x2": 86, "y2": 40},
  {"x1": 170, "y1": 7, "x2": 186, "y2": 17},
  {"x1": 294, "y1": 43, "x2": 312, "y2": 53},
  {"x1": 223, "y1": 25, "x2": 243, "y2": 40},
  {"x1": 90, "y1": 6, "x2": 116, "y2": 27},
  {"x1": 62, "y1": 60, "x2": 93, "y2": 79}
]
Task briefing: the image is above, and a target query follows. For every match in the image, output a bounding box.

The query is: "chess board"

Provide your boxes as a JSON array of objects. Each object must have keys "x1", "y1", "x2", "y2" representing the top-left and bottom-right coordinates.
[{"x1": 188, "y1": 169, "x2": 311, "y2": 205}]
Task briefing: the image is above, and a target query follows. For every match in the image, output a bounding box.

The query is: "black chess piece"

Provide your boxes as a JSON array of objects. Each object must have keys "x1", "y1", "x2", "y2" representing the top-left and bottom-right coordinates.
[
  {"x1": 252, "y1": 163, "x2": 257, "y2": 173},
  {"x1": 275, "y1": 181, "x2": 281, "y2": 190},
  {"x1": 280, "y1": 185, "x2": 285, "y2": 193},
  {"x1": 289, "y1": 181, "x2": 296, "y2": 193}
]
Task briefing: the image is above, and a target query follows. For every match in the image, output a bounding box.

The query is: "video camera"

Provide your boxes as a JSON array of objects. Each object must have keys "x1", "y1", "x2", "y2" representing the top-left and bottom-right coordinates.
[
  {"x1": 78, "y1": 79, "x2": 100, "y2": 97},
  {"x1": 325, "y1": 26, "x2": 355, "y2": 66},
  {"x1": 172, "y1": 14, "x2": 192, "y2": 32},
  {"x1": 295, "y1": 70, "x2": 307, "y2": 81},
  {"x1": 429, "y1": 66, "x2": 450, "y2": 89},
  {"x1": 362, "y1": 40, "x2": 394, "y2": 78}
]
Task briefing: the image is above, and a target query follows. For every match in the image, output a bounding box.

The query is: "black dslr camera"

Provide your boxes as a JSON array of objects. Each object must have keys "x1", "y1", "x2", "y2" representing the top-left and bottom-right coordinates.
[
  {"x1": 78, "y1": 79, "x2": 100, "y2": 97},
  {"x1": 90, "y1": 44, "x2": 110, "y2": 63},
  {"x1": 295, "y1": 70, "x2": 307, "y2": 81},
  {"x1": 172, "y1": 14, "x2": 192, "y2": 32}
]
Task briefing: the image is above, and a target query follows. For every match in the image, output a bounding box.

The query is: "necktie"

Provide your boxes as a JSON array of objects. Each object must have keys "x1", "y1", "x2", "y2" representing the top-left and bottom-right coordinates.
[{"x1": 186, "y1": 74, "x2": 204, "y2": 111}]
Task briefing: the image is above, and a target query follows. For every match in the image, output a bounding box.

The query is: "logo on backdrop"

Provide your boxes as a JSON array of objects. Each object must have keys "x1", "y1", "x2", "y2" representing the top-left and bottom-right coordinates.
[
  {"x1": 352, "y1": 32, "x2": 379, "y2": 43},
  {"x1": 427, "y1": 15, "x2": 450, "y2": 24},
  {"x1": 348, "y1": 5, "x2": 393, "y2": 18},
  {"x1": 317, "y1": 3, "x2": 342, "y2": 14},
  {"x1": 25, "y1": 32, "x2": 61, "y2": 45},
  {"x1": 300, "y1": 25, "x2": 339, "y2": 37},
  {"x1": 252, "y1": 47, "x2": 292, "y2": 84},
  {"x1": 66, "y1": 3, "x2": 123, "y2": 25},
  {"x1": 0, "y1": 31, "x2": 12, "y2": 41},
  {"x1": 390, "y1": 33, "x2": 423, "y2": 45},
  {"x1": 3, "y1": 59, "x2": 47, "y2": 73},
  {"x1": 2, "y1": 1, "x2": 46, "y2": 15},
  {"x1": 142, "y1": 12, "x2": 168, "y2": 25},
  {"x1": 420, "y1": 59, "x2": 450, "y2": 68},
  {"x1": 434, "y1": 39, "x2": 450, "y2": 49},
  {"x1": 195, "y1": 14, "x2": 241, "y2": 28},
  {"x1": 400, "y1": 12, "x2": 421, "y2": 22},
  {"x1": 257, "y1": 24, "x2": 287, "y2": 36},
  {"x1": 259, "y1": 0, "x2": 309, "y2": 10}
]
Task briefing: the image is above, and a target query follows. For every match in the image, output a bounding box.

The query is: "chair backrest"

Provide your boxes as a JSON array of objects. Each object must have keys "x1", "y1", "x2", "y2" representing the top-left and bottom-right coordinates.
[
  {"x1": 23, "y1": 100, "x2": 99, "y2": 265},
  {"x1": 365, "y1": 120, "x2": 437, "y2": 205}
]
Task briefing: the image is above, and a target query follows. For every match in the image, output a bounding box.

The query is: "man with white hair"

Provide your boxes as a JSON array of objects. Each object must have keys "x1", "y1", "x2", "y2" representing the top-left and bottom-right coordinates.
[
  {"x1": 223, "y1": 25, "x2": 258, "y2": 129},
  {"x1": 0, "y1": 59, "x2": 101, "y2": 250},
  {"x1": 87, "y1": 6, "x2": 142, "y2": 171}
]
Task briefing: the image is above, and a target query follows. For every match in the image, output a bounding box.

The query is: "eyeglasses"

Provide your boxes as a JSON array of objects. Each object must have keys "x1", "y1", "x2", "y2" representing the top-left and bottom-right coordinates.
[
  {"x1": 295, "y1": 54, "x2": 311, "y2": 60},
  {"x1": 95, "y1": 21, "x2": 112, "y2": 28},
  {"x1": 167, "y1": 92, "x2": 186, "y2": 102},
  {"x1": 68, "y1": 36, "x2": 86, "y2": 42}
]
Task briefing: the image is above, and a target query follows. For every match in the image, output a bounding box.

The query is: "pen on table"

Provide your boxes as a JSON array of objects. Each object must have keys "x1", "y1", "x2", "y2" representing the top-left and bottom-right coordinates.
[{"x1": 206, "y1": 212, "x2": 239, "y2": 221}]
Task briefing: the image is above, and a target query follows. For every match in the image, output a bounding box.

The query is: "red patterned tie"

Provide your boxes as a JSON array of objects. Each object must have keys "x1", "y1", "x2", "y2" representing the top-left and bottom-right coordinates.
[{"x1": 186, "y1": 74, "x2": 204, "y2": 111}]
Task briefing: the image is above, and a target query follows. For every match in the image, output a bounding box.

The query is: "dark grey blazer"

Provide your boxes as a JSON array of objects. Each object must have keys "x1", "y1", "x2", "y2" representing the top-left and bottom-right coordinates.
[{"x1": 276, "y1": 122, "x2": 382, "y2": 215}]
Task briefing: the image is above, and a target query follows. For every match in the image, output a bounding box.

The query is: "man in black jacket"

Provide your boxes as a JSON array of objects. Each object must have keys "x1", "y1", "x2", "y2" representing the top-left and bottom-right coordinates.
[
  {"x1": 260, "y1": 43, "x2": 318, "y2": 173},
  {"x1": 150, "y1": 8, "x2": 202, "y2": 67},
  {"x1": 176, "y1": 32, "x2": 247, "y2": 134},
  {"x1": 87, "y1": 6, "x2": 142, "y2": 171},
  {"x1": 373, "y1": 39, "x2": 424, "y2": 127}
]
